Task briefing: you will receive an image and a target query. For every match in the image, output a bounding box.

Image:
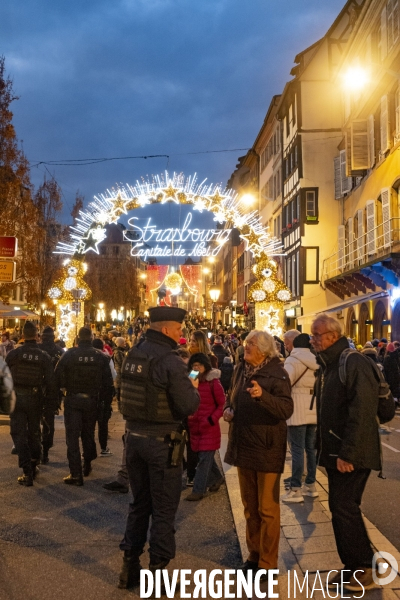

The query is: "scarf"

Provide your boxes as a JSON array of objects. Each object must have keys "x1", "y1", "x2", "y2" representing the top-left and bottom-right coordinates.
[{"x1": 244, "y1": 357, "x2": 269, "y2": 381}]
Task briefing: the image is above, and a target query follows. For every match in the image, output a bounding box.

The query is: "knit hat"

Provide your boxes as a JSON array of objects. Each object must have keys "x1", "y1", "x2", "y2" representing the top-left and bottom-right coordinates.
[
  {"x1": 363, "y1": 341, "x2": 373, "y2": 348},
  {"x1": 188, "y1": 352, "x2": 212, "y2": 372},
  {"x1": 387, "y1": 342, "x2": 396, "y2": 352},
  {"x1": 92, "y1": 338, "x2": 104, "y2": 350}
]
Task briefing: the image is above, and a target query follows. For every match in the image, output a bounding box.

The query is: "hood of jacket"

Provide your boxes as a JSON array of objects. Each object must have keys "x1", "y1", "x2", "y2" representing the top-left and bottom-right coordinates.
[
  {"x1": 287, "y1": 348, "x2": 318, "y2": 371},
  {"x1": 205, "y1": 368, "x2": 221, "y2": 381}
]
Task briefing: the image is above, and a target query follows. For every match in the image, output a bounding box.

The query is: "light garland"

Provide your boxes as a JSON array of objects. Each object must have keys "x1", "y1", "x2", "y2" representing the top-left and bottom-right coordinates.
[{"x1": 49, "y1": 171, "x2": 288, "y2": 333}]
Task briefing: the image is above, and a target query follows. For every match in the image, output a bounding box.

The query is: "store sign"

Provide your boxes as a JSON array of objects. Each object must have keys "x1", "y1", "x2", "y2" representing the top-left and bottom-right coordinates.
[
  {"x1": 0, "y1": 237, "x2": 18, "y2": 258},
  {"x1": 0, "y1": 261, "x2": 16, "y2": 282},
  {"x1": 124, "y1": 212, "x2": 231, "y2": 260}
]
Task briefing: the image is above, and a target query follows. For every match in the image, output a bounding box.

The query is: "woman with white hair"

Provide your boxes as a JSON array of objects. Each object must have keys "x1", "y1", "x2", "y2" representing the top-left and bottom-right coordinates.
[{"x1": 223, "y1": 330, "x2": 293, "y2": 577}]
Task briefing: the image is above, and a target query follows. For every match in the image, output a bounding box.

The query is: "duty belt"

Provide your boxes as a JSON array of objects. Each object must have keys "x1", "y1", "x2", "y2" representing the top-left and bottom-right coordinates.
[{"x1": 126, "y1": 429, "x2": 169, "y2": 443}]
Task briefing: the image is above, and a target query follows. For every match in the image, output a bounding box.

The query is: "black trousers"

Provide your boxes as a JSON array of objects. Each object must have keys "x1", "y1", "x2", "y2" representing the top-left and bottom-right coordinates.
[
  {"x1": 327, "y1": 467, "x2": 374, "y2": 569},
  {"x1": 42, "y1": 407, "x2": 55, "y2": 453},
  {"x1": 120, "y1": 433, "x2": 182, "y2": 562},
  {"x1": 10, "y1": 394, "x2": 42, "y2": 473},
  {"x1": 64, "y1": 396, "x2": 98, "y2": 477}
]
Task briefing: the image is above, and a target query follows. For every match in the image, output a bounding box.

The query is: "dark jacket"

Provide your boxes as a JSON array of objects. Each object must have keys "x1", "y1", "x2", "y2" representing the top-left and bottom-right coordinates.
[
  {"x1": 211, "y1": 343, "x2": 229, "y2": 367},
  {"x1": 37, "y1": 341, "x2": 63, "y2": 369},
  {"x1": 55, "y1": 340, "x2": 114, "y2": 406},
  {"x1": 224, "y1": 357, "x2": 293, "y2": 472},
  {"x1": 383, "y1": 349, "x2": 400, "y2": 397},
  {"x1": 6, "y1": 340, "x2": 57, "y2": 409},
  {"x1": 315, "y1": 336, "x2": 381, "y2": 471},
  {"x1": 125, "y1": 328, "x2": 200, "y2": 435}
]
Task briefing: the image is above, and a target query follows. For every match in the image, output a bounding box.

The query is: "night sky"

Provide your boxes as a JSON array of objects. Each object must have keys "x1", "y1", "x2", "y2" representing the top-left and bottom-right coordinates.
[{"x1": 2, "y1": 0, "x2": 345, "y2": 231}]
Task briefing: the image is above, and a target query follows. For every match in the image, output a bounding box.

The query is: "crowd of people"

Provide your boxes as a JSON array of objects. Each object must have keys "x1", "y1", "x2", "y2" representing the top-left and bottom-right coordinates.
[{"x1": 0, "y1": 310, "x2": 396, "y2": 594}]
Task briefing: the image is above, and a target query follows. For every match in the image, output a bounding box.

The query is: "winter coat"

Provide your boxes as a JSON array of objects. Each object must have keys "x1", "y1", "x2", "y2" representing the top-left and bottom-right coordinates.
[
  {"x1": 224, "y1": 357, "x2": 293, "y2": 473},
  {"x1": 220, "y1": 361, "x2": 234, "y2": 392},
  {"x1": 113, "y1": 346, "x2": 126, "y2": 387},
  {"x1": 315, "y1": 336, "x2": 381, "y2": 471},
  {"x1": 211, "y1": 343, "x2": 229, "y2": 367},
  {"x1": 284, "y1": 348, "x2": 318, "y2": 426},
  {"x1": 188, "y1": 369, "x2": 225, "y2": 452},
  {"x1": 383, "y1": 349, "x2": 400, "y2": 398}
]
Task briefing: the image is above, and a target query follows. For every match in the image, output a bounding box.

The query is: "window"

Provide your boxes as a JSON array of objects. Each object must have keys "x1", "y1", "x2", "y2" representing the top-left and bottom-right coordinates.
[
  {"x1": 302, "y1": 247, "x2": 319, "y2": 283},
  {"x1": 387, "y1": 0, "x2": 399, "y2": 52},
  {"x1": 302, "y1": 188, "x2": 319, "y2": 224}
]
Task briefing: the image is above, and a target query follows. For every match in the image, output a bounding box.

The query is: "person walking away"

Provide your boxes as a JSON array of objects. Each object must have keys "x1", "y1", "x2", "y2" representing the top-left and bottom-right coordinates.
[
  {"x1": 55, "y1": 327, "x2": 114, "y2": 485},
  {"x1": 383, "y1": 342, "x2": 400, "y2": 400},
  {"x1": 283, "y1": 329, "x2": 301, "y2": 356},
  {"x1": 282, "y1": 333, "x2": 319, "y2": 502},
  {"x1": 220, "y1": 356, "x2": 234, "y2": 393},
  {"x1": 311, "y1": 314, "x2": 381, "y2": 593},
  {"x1": 211, "y1": 335, "x2": 230, "y2": 367},
  {"x1": 37, "y1": 326, "x2": 64, "y2": 464},
  {"x1": 113, "y1": 337, "x2": 127, "y2": 406},
  {"x1": 118, "y1": 306, "x2": 199, "y2": 589},
  {"x1": 91, "y1": 338, "x2": 115, "y2": 456},
  {"x1": 6, "y1": 321, "x2": 57, "y2": 486},
  {"x1": 224, "y1": 330, "x2": 293, "y2": 576},
  {"x1": 185, "y1": 353, "x2": 225, "y2": 501}
]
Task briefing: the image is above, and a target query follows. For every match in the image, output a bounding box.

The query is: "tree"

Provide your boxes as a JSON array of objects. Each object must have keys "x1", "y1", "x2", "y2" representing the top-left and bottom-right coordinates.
[{"x1": 0, "y1": 56, "x2": 37, "y2": 303}]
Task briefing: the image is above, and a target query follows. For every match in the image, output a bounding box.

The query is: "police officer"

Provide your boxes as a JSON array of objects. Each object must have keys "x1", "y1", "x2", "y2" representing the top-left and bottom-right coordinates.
[
  {"x1": 55, "y1": 326, "x2": 114, "y2": 486},
  {"x1": 118, "y1": 306, "x2": 200, "y2": 589},
  {"x1": 6, "y1": 321, "x2": 57, "y2": 486},
  {"x1": 38, "y1": 326, "x2": 64, "y2": 463}
]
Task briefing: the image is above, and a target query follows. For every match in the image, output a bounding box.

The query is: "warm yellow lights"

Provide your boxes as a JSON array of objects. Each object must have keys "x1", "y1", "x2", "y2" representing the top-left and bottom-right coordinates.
[
  {"x1": 342, "y1": 66, "x2": 369, "y2": 91},
  {"x1": 240, "y1": 193, "x2": 256, "y2": 206},
  {"x1": 99, "y1": 302, "x2": 104, "y2": 309},
  {"x1": 202, "y1": 267, "x2": 210, "y2": 274},
  {"x1": 140, "y1": 273, "x2": 147, "y2": 279},
  {"x1": 209, "y1": 287, "x2": 221, "y2": 302}
]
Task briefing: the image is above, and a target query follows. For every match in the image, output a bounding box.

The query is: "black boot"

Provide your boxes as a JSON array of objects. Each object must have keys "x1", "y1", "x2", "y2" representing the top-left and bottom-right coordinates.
[
  {"x1": 63, "y1": 474, "x2": 83, "y2": 486},
  {"x1": 41, "y1": 449, "x2": 49, "y2": 464},
  {"x1": 18, "y1": 474, "x2": 33, "y2": 486},
  {"x1": 83, "y1": 461, "x2": 92, "y2": 477},
  {"x1": 118, "y1": 551, "x2": 141, "y2": 589}
]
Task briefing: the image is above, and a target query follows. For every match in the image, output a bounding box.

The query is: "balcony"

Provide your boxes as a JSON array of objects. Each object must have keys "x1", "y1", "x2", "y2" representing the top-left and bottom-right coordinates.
[{"x1": 322, "y1": 218, "x2": 400, "y2": 299}]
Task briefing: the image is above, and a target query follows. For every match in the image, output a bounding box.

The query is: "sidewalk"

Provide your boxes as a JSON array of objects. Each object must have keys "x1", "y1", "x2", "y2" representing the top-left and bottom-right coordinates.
[{"x1": 220, "y1": 419, "x2": 400, "y2": 599}]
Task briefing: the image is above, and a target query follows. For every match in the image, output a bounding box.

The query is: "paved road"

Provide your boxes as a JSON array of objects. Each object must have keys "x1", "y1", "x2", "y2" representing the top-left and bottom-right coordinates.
[
  {"x1": 361, "y1": 408, "x2": 400, "y2": 552},
  {"x1": 0, "y1": 409, "x2": 241, "y2": 600}
]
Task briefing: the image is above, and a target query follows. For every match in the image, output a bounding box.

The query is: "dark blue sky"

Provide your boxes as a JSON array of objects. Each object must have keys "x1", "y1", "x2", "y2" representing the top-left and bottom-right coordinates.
[{"x1": 2, "y1": 0, "x2": 345, "y2": 223}]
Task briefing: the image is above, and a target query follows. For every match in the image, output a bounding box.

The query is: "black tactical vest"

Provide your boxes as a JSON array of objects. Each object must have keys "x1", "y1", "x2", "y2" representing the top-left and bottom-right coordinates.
[
  {"x1": 12, "y1": 347, "x2": 46, "y2": 388},
  {"x1": 65, "y1": 348, "x2": 103, "y2": 395},
  {"x1": 120, "y1": 347, "x2": 175, "y2": 423}
]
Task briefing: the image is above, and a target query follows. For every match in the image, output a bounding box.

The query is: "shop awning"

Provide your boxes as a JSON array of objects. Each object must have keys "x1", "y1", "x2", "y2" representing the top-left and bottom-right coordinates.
[
  {"x1": 298, "y1": 291, "x2": 389, "y2": 322},
  {"x1": 0, "y1": 308, "x2": 39, "y2": 319}
]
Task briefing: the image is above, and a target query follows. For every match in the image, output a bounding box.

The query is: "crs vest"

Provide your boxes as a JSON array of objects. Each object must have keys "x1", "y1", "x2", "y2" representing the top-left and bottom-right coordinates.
[
  {"x1": 120, "y1": 347, "x2": 175, "y2": 423},
  {"x1": 12, "y1": 347, "x2": 47, "y2": 388},
  {"x1": 65, "y1": 348, "x2": 103, "y2": 395}
]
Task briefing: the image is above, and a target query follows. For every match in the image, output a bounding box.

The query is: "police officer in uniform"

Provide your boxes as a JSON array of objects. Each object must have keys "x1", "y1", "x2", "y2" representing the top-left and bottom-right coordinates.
[
  {"x1": 118, "y1": 306, "x2": 200, "y2": 589},
  {"x1": 38, "y1": 326, "x2": 64, "y2": 463},
  {"x1": 6, "y1": 321, "x2": 57, "y2": 486},
  {"x1": 55, "y1": 326, "x2": 114, "y2": 486}
]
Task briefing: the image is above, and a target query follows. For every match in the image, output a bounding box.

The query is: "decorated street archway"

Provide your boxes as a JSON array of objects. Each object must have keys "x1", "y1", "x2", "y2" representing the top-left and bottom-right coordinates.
[{"x1": 48, "y1": 172, "x2": 289, "y2": 345}]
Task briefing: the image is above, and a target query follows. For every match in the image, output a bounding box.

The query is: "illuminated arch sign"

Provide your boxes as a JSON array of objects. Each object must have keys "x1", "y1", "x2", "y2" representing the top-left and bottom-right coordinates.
[
  {"x1": 51, "y1": 172, "x2": 290, "y2": 337},
  {"x1": 125, "y1": 213, "x2": 232, "y2": 260}
]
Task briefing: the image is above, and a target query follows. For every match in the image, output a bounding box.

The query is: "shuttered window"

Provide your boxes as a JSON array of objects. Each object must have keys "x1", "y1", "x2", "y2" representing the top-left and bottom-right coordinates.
[
  {"x1": 357, "y1": 209, "x2": 365, "y2": 261},
  {"x1": 338, "y1": 225, "x2": 345, "y2": 271},
  {"x1": 388, "y1": 0, "x2": 400, "y2": 52},
  {"x1": 348, "y1": 217, "x2": 355, "y2": 268},
  {"x1": 340, "y1": 149, "x2": 353, "y2": 194},
  {"x1": 381, "y1": 188, "x2": 392, "y2": 247},
  {"x1": 334, "y1": 157, "x2": 342, "y2": 199},
  {"x1": 380, "y1": 95, "x2": 390, "y2": 153},
  {"x1": 381, "y1": 5, "x2": 388, "y2": 60},
  {"x1": 351, "y1": 120, "x2": 369, "y2": 170},
  {"x1": 368, "y1": 114, "x2": 375, "y2": 168},
  {"x1": 366, "y1": 200, "x2": 376, "y2": 255}
]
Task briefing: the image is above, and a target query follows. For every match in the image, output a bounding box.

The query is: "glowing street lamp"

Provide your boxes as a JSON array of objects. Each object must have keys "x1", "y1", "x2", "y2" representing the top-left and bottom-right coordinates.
[
  {"x1": 209, "y1": 287, "x2": 221, "y2": 332},
  {"x1": 342, "y1": 66, "x2": 370, "y2": 91},
  {"x1": 240, "y1": 193, "x2": 256, "y2": 206}
]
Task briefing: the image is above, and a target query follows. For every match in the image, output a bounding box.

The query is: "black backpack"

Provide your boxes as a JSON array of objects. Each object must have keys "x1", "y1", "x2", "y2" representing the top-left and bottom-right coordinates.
[{"x1": 339, "y1": 348, "x2": 396, "y2": 424}]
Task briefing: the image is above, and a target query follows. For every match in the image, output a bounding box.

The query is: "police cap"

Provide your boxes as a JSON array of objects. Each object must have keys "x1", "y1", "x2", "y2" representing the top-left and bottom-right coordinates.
[{"x1": 148, "y1": 306, "x2": 186, "y2": 323}]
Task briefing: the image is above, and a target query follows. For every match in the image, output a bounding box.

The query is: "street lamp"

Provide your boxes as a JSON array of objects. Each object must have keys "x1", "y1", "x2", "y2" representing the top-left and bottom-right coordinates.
[{"x1": 209, "y1": 287, "x2": 220, "y2": 332}]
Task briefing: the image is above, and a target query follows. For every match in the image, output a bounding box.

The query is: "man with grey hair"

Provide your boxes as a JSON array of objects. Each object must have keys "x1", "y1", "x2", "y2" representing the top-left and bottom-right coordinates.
[
  {"x1": 311, "y1": 313, "x2": 381, "y2": 592},
  {"x1": 283, "y1": 329, "x2": 301, "y2": 355}
]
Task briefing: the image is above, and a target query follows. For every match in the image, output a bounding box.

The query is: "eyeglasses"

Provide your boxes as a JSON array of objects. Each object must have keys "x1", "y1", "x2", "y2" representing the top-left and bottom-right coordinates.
[{"x1": 310, "y1": 331, "x2": 332, "y2": 339}]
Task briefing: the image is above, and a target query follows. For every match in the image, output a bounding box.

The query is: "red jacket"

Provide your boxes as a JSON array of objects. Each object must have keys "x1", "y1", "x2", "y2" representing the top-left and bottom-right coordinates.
[{"x1": 188, "y1": 369, "x2": 225, "y2": 452}]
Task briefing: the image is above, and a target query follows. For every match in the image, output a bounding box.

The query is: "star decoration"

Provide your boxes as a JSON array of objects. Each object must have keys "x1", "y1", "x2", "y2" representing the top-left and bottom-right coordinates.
[
  {"x1": 161, "y1": 184, "x2": 180, "y2": 204},
  {"x1": 77, "y1": 226, "x2": 106, "y2": 254},
  {"x1": 207, "y1": 191, "x2": 225, "y2": 212},
  {"x1": 60, "y1": 305, "x2": 72, "y2": 318}
]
